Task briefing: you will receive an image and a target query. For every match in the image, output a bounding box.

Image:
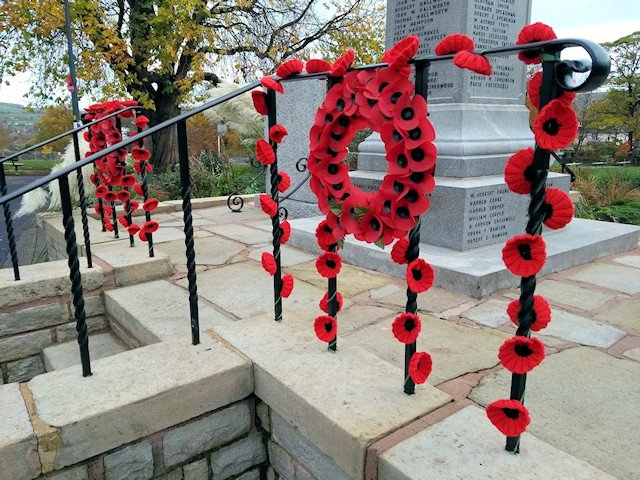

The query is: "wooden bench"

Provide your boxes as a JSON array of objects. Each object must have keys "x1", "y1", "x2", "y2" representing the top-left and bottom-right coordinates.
[
  {"x1": 10, "y1": 160, "x2": 25, "y2": 172},
  {"x1": 591, "y1": 162, "x2": 606, "y2": 167},
  {"x1": 616, "y1": 161, "x2": 631, "y2": 167}
]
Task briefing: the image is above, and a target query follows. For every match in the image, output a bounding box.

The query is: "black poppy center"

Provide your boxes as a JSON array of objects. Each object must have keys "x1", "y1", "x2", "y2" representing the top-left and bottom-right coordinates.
[
  {"x1": 327, "y1": 148, "x2": 338, "y2": 158},
  {"x1": 325, "y1": 114, "x2": 334, "y2": 124},
  {"x1": 333, "y1": 182, "x2": 343, "y2": 191},
  {"x1": 326, "y1": 260, "x2": 337, "y2": 269},
  {"x1": 502, "y1": 408, "x2": 521, "y2": 420},
  {"x1": 336, "y1": 99, "x2": 345, "y2": 111},
  {"x1": 323, "y1": 225, "x2": 332, "y2": 234},
  {"x1": 378, "y1": 82, "x2": 390, "y2": 93},
  {"x1": 405, "y1": 190, "x2": 419, "y2": 203},
  {"x1": 410, "y1": 171, "x2": 424, "y2": 183},
  {"x1": 328, "y1": 164, "x2": 339, "y2": 175},
  {"x1": 542, "y1": 201, "x2": 553, "y2": 220},
  {"x1": 324, "y1": 321, "x2": 334, "y2": 333},
  {"x1": 397, "y1": 206, "x2": 410, "y2": 218},
  {"x1": 367, "y1": 98, "x2": 377, "y2": 107},
  {"x1": 404, "y1": 318, "x2": 416, "y2": 331},
  {"x1": 393, "y1": 180, "x2": 405, "y2": 194},
  {"x1": 393, "y1": 130, "x2": 403, "y2": 142},
  {"x1": 397, "y1": 154, "x2": 408, "y2": 168},
  {"x1": 391, "y1": 92, "x2": 402, "y2": 104},
  {"x1": 518, "y1": 243, "x2": 532, "y2": 260},
  {"x1": 514, "y1": 342, "x2": 534, "y2": 357},
  {"x1": 383, "y1": 200, "x2": 392, "y2": 214},
  {"x1": 523, "y1": 165, "x2": 536, "y2": 182},
  {"x1": 350, "y1": 207, "x2": 357, "y2": 219},
  {"x1": 331, "y1": 132, "x2": 342, "y2": 141},
  {"x1": 543, "y1": 118, "x2": 559, "y2": 135},
  {"x1": 409, "y1": 127, "x2": 421, "y2": 140},
  {"x1": 411, "y1": 148, "x2": 425, "y2": 162},
  {"x1": 338, "y1": 116, "x2": 350, "y2": 127},
  {"x1": 412, "y1": 268, "x2": 422, "y2": 280},
  {"x1": 401, "y1": 107, "x2": 415, "y2": 121},
  {"x1": 370, "y1": 217, "x2": 381, "y2": 231}
]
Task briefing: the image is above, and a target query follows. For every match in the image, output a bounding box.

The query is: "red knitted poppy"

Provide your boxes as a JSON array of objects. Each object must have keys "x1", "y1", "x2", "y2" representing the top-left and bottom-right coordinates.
[
  {"x1": 306, "y1": 59, "x2": 332, "y2": 74},
  {"x1": 143, "y1": 198, "x2": 158, "y2": 211},
  {"x1": 256, "y1": 138, "x2": 275, "y2": 165},
  {"x1": 316, "y1": 252, "x2": 342, "y2": 278},
  {"x1": 507, "y1": 295, "x2": 552, "y2": 332},
  {"x1": 486, "y1": 399, "x2": 531, "y2": 436},
  {"x1": 543, "y1": 188, "x2": 574, "y2": 229},
  {"x1": 314, "y1": 315, "x2": 337, "y2": 342},
  {"x1": 277, "y1": 172, "x2": 291, "y2": 193},
  {"x1": 392, "y1": 313, "x2": 422, "y2": 344},
  {"x1": 261, "y1": 252, "x2": 277, "y2": 275},
  {"x1": 330, "y1": 50, "x2": 355, "y2": 77},
  {"x1": 251, "y1": 91, "x2": 269, "y2": 115},
  {"x1": 434, "y1": 33, "x2": 475, "y2": 55},
  {"x1": 406, "y1": 259, "x2": 435, "y2": 293},
  {"x1": 280, "y1": 221, "x2": 291, "y2": 245},
  {"x1": 391, "y1": 237, "x2": 410, "y2": 265},
  {"x1": 260, "y1": 76, "x2": 284, "y2": 94},
  {"x1": 319, "y1": 291, "x2": 343, "y2": 314},
  {"x1": 408, "y1": 351, "x2": 432, "y2": 384},
  {"x1": 259, "y1": 194, "x2": 278, "y2": 217},
  {"x1": 499, "y1": 336, "x2": 545, "y2": 374},
  {"x1": 504, "y1": 148, "x2": 536, "y2": 195},
  {"x1": 281, "y1": 274, "x2": 294, "y2": 298},
  {"x1": 453, "y1": 51, "x2": 492, "y2": 76},
  {"x1": 502, "y1": 234, "x2": 547, "y2": 277},
  {"x1": 276, "y1": 58, "x2": 304, "y2": 78},
  {"x1": 269, "y1": 124, "x2": 288, "y2": 144},
  {"x1": 383, "y1": 35, "x2": 419, "y2": 70},
  {"x1": 533, "y1": 99, "x2": 579, "y2": 151}
]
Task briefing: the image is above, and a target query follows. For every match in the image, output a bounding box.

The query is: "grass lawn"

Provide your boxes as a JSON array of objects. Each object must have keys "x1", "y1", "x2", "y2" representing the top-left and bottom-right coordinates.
[{"x1": 2, "y1": 159, "x2": 58, "y2": 176}]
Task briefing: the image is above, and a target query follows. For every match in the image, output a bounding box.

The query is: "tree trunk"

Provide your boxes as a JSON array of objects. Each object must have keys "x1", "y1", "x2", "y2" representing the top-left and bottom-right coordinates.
[{"x1": 147, "y1": 93, "x2": 180, "y2": 172}]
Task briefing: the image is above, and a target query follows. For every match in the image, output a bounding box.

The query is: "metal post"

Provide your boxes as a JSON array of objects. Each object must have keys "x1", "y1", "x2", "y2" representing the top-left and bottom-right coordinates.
[
  {"x1": 266, "y1": 89, "x2": 283, "y2": 322},
  {"x1": 505, "y1": 53, "x2": 559, "y2": 453},
  {"x1": 59, "y1": 175, "x2": 92, "y2": 377},
  {"x1": 0, "y1": 165, "x2": 20, "y2": 280},
  {"x1": 176, "y1": 119, "x2": 200, "y2": 345}
]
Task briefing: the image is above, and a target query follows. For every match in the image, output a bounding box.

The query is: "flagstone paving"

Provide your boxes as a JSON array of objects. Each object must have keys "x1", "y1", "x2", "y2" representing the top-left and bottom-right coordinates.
[{"x1": 130, "y1": 204, "x2": 640, "y2": 480}]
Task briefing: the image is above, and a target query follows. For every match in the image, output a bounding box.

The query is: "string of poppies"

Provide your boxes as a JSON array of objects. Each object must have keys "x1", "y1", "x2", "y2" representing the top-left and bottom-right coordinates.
[
  {"x1": 485, "y1": 22, "x2": 578, "y2": 452},
  {"x1": 252, "y1": 66, "x2": 299, "y2": 320},
  {"x1": 84, "y1": 100, "x2": 159, "y2": 245}
]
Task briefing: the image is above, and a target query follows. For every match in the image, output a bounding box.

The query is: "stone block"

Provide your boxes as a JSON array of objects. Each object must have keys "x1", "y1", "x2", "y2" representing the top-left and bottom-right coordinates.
[
  {"x1": 93, "y1": 242, "x2": 173, "y2": 286},
  {"x1": 470, "y1": 347, "x2": 640, "y2": 479},
  {"x1": 203, "y1": 223, "x2": 271, "y2": 245},
  {"x1": 28, "y1": 336, "x2": 252, "y2": 469},
  {"x1": 181, "y1": 263, "x2": 326, "y2": 321},
  {"x1": 267, "y1": 440, "x2": 295, "y2": 480},
  {"x1": 81, "y1": 295, "x2": 104, "y2": 317},
  {"x1": 155, "y1": 236, "x2": 245, "y2": 267},
  {"x1": 256, "y1": 401, "x2": 270, "y2": 432},
  {"x1": 379, "y1": 406, "x2": 616, "y2": 480},
  {"x1": 183, "y1": 459, "x2": 208, "y2": 480},
  {"x1": 543, "y1": 309, "x2": 626, "y2": 348},
  {"x1": 55, "y1": 316, "x2": 108, "y2": 342},
  {"x1": 45, "y1": 465, "x2": 89, "y2": 480},
  {"x1": 211, "y1": 317, "x2": 451, "y2": 479},
  {"x1": 103, "y1": 441, "x2": 154, "y2": 480},
  {"x1": 0, "y1": 383, "x2": 40, "y2": 479},
  {"x1": 236, "y1": 469, "x2": 260, "y2": 480},
  {"x1": 568, "y1": 263, "x2": 640, "y2": 295},
  {"x1": 163, "y1": 402, "x2": 251, "y2": 468},
  {"x1": 0, "y1": 302, "x2": 69, "y2": 336},
  {"x1": 624, "y1": 347, "x2": 640, "y2": 361},
  {"x1": 270, "y1": 412, "x2": 349, "y2": 480},
  {"x1": 0, "y1": 259, "x2": 104, "y2": 308},
  {"x1": 210, "y1": 433, "x2": 267, "y2": 479},
  {"x1": 345, "y1": 314, "x2": 508, "y2": 385},
  {"x1": 6, "y1": 355, "x2": 46, "y2": 383},
  {"x1": 461, "y1": 299, "x2": 510, "y2": 327},
  {"x1": 0, "y1": 329, "x2": 52, "y2": 363},
  {"x1": 43, "y1": 333, "x2": 127, "y2": 372},
  {"x1": 157, "y1": 469, "x2": 183, "y2": 480},
  {"x1": 289, "y1": 217, "x2": 640, "y2": 298},
  {"x1": 104, "y1": 280, "x2": 232, "y2": 345},
  {"x1": 536, "y1": 279, "x2": 616, "y2": 311}
]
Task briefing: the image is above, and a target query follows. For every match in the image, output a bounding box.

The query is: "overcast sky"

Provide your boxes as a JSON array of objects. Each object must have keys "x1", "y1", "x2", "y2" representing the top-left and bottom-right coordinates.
[{"x1": 1, "y1": 0, "x2": 639, "y2": 106}]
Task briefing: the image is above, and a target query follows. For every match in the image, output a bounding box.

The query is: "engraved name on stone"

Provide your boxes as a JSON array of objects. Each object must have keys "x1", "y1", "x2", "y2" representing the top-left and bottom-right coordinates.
[{"x1": 465, "y1": 187, "x2": 515, "y2": 244}]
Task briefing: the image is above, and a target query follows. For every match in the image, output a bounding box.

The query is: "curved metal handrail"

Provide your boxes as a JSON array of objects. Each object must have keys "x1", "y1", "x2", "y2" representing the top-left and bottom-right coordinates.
[
  {"x1": 0, "y1": 106, "x2": 138, "y2": 165},
  {"x1": 0, "y1": 37, "x2": 610, "y2": 207}
]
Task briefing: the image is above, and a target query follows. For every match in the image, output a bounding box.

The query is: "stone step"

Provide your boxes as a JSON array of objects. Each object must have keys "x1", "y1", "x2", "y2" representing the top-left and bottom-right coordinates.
[
  {"x1": 43, "y1": 332, "x2": 128, "y2": 372},
  {"x1": 104, "y1": 280, "x2": 234, "y2": 346},
  {"x1": 288, "y1": 216, "x2": 640, "y2": 298}
]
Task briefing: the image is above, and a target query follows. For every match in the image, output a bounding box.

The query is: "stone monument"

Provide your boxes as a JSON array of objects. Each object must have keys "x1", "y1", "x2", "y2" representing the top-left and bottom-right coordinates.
[{"x1": 353, "y1": 0, "x2": 572, "y2": 250}]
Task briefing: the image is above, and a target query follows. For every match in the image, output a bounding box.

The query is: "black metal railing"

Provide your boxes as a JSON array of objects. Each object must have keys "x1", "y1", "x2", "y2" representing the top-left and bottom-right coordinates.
[{"x1": 0, "y1": 38, "x2": 608, "y2": 398}]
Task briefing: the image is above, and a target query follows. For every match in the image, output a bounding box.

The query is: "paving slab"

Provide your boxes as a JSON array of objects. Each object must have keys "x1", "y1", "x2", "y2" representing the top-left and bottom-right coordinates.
[
  {"x1": 204, "y1": 223, "x2": 272, "y2": 245},
  {"x1": 155, "y1": 236, "x2": 246, "y2": 267},
  {"x1": 461, "y1": 299, "x2": 510, "y2": 328},
  {"x1": 469, "y1": 347, "x2": 640, "y2": 480},
  {"x1": 43, "y1": 333, "x2": 128, "y2": 371},
  {"x1": 105, "y1": 280, "x2": 233, "y2": 345},
  {"x1": 28, "y1": 336, "x2": 252, "y2": 469},
  {"x1": 248, "y1": 245, "x2": 316, "y2": 267},
  {"x1": 338, "y1": 305, "x2": 395, "y2": 333},
  {"x1": 285, "y1": 262, "x2": 391, "y2": 297},
  {"x1": 147, "y1": 227, "x2": 185, "y2": 244},
  {"x1": 612, "y1": 254, "x2": 640, "y2": 269},
  {"x1": 543, "y1": 309, "x2": 626, "y2": 348},
  {"x1": 536, "y1": 279, "x2": 615, "y2": 311},
  {"x1": 182, "y1": 262, "x2": 326, "y2": 320},
  {"x1": 594, "y1": 298, "x2": 640, "y2": 334},
  {"x1": 93, "y1": 242, "x2": 173, "y2": 287},
  {"x1": 567, "y1": 263, "x2": 640, "y2": 295},
  {"x1": 209, "y1": 317, "x2": 451, "y2": 480},
  {"x1": 623, "y1": 346, "x2": 640, "y2": 361},
  {"x1": 379, "y1": 405, "x2": 616, "y2": 480},
  {"x1": 0, "y1": 383, "x2": 40, "y2": 479},
  {"x1": 345, "y1": 315, "x2": 508, "y2": 385},
  {"x1": 197, "y1": 206, "x2": 265, "y2": 223},
  {"x1": 374, "y1": 286, "x2": 474, "y2": 314},
  {"x1": 160, "y1": 217, "x2": 216, "y2": 228}
]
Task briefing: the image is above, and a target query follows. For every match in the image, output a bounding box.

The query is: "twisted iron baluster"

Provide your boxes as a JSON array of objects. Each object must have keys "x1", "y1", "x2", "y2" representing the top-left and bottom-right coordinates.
[
  {"x1": 0, "y1": 165, "x2": 20, "y2": 280},
  {"x1": 267, "y1": 89, "x2": 283, "y2": 322},
  {"x1": 138, "y1": 143, "x2": 154, "y2": 257},
  {"x1": 506, "y1": 53, "x2": 560, "y2": 453},
  {"x1": 327, "y1": 243, "x2": 338, "y2": 352},
  {"x1": 59, "y1": 175, "x2": 91, "y2": 376},
  {"x1": 177, "y1": 119, "x2": 200, "y2": 345},
  {"x1": 71, "y1": 130, "x2": 93, "y2": 267}
]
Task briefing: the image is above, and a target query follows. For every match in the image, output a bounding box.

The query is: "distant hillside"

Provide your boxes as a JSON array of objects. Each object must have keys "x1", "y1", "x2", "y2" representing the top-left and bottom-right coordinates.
[{"x1": 0, "y1": 102, "x2": 41, "y2": 128}]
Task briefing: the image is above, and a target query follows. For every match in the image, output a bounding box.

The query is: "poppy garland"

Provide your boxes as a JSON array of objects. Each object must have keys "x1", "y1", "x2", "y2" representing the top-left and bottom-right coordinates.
[
  {"x1": 85, "y1": 100, "x2": 156, "y2": 242},
  {"x1": 487, "y1": 22, "x2": 570, "y2": 441}
]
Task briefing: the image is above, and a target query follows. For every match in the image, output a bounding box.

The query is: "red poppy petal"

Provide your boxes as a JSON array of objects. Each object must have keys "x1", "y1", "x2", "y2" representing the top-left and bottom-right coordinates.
[
  {"x1": 330, "y1": 50, "x2": 355, "y2": 77},
  {"x1": 306, "y1": 59, "x2": 332, "y2": 74},
  {"x1": 260, "y1": 76, "x2": 284, "y2": 94},
  {"x1": 453, "y1": 51, "x2": 492, "y2": 76},
  {"x1": 269, "y1": 124, "x2": 289, "y2": 144},
  {"x1": 251, "y1": 90, "x2": 269, "y2": 115},
  {"x1": 434, "y1": 33, "x2": 475, "y2": 55},
  {"x1": 256, "y1": 138, "x2": 276, "y2": 165},
  {"x1": 276, "y1": 58, "x2": 304, "y2": 78}
]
